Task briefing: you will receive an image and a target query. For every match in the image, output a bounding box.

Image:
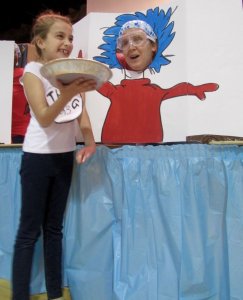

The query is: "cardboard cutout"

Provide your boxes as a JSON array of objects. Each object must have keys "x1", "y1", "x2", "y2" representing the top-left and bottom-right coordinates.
[{"x1": 93, "y1": 7, "x2": 219, "y2": 144}]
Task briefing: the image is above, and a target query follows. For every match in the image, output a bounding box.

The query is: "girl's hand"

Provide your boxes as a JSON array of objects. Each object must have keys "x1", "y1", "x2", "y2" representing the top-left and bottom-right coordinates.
[
  {"x1": 56, "y1": 78, "x2": 97, "y2": 100},
  {"x1": 76, "y1": 144, "x2": 96, "y2": 164}
]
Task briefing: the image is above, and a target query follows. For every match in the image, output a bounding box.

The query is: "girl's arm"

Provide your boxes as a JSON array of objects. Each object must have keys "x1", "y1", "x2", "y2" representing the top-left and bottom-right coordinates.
[{"x1": 76, "y1": 93, "x2": 96, "y2": 164}]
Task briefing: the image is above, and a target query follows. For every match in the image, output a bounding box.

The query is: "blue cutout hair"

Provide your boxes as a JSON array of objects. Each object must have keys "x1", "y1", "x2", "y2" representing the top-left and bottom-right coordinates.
[{"x1": 93, "y1": 7, "x2": 175, "y2": 73}]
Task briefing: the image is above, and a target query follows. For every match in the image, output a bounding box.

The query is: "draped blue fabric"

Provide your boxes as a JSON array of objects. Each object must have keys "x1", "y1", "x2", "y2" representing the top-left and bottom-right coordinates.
[{"x1": 0, "y1": 145, "x2": 243, "y2": 300}]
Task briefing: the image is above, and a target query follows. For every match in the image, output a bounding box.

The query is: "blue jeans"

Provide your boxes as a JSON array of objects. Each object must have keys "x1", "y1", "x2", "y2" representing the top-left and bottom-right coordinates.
[{"x1": 12, "y1": 151, "x2": 74, "y2": 300}]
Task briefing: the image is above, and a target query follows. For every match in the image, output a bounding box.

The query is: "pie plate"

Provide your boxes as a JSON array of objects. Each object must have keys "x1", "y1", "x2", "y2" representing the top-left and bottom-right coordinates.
[{"x1": 40, "y1": 58, "x2": 112, "y2": 89}]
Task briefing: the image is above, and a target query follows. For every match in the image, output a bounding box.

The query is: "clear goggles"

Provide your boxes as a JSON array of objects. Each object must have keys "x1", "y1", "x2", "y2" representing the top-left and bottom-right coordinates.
[{"x1": 117, "y1": 31, "x2": 156, "y2": 51}]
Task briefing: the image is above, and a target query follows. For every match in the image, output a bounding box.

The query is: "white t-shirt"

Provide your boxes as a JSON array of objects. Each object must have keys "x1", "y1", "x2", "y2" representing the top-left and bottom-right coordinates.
[{"x1": 22, "y1": 61, "x2": 82, "y2": 154}]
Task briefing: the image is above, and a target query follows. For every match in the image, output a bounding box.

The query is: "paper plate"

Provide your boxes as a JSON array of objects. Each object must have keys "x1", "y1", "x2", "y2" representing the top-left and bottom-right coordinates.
[{"x1": 40, "y1": 58, "x2": 112, "y2": 89}]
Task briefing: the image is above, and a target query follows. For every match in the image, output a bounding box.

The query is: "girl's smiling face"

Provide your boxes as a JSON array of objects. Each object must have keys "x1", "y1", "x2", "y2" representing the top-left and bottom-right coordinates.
[
  {"x1": 119, "y1": 28, "x2": 157, "y2": 72},
  {"x1": 36, "y1": 20, "x2": 73, "y2": 62}
]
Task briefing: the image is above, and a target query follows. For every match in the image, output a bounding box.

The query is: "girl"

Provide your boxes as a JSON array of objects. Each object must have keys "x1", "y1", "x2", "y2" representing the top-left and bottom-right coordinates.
[{"x1": 11, "y1": 10, "x2": 96, "y2": 300}]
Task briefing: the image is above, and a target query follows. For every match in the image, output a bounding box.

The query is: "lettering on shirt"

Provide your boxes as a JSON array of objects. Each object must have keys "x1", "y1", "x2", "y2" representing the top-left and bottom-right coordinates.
[{"x1": 46, "y1": 88, "x2": 81, "y2": 117}]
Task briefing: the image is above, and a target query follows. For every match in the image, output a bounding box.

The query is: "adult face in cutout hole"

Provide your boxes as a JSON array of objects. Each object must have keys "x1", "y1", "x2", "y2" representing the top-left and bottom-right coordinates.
[{"x1": 116, "y1": 28, "x2": 157, "y2": 72}]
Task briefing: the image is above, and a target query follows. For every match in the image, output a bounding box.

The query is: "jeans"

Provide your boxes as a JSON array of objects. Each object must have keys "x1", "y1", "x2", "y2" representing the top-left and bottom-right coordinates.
[
  {"x1": 12, "y1": 135, "x2": 25, "y2": 144},
  {"x1": 12, "y1": 151, "x2": 74, "y2": 300}
]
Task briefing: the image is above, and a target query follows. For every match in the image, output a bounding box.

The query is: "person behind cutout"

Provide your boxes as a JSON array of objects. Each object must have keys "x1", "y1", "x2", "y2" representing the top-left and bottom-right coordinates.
[{"x1": 11, "y1": 43, "x2": 30, "y2": 144}]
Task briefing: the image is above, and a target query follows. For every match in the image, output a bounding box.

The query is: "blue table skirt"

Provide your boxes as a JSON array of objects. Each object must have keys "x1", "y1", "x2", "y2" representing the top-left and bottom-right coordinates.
[{"x1": 0, "y1": 144, "x2": 243, "y2": 300}]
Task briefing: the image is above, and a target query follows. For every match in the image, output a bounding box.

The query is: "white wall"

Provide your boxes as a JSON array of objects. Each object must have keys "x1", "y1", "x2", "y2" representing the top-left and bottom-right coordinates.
[
  {"x1": 0, "y1": 41, "x2": 14, "y2": 144},
  {"x1": 185, "y1": 0, "x2": 243, "y2": 137}
]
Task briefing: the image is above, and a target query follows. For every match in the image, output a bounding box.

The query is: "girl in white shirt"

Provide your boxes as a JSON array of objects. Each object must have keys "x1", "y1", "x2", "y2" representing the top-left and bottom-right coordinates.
[{"x1": 11, "y1": 10, "x2": 96, "y2": 300}]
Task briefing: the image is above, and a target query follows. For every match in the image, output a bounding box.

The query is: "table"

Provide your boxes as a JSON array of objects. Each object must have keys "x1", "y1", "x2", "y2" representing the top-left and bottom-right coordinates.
[{"x1": 0, "y1": 144, "x2": 243, "y2": 300}]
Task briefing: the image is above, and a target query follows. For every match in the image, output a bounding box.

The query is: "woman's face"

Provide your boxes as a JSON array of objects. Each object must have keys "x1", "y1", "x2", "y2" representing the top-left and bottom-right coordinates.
[{"x1": 118, "y1": 28, "x2": 157, "y2": 72}]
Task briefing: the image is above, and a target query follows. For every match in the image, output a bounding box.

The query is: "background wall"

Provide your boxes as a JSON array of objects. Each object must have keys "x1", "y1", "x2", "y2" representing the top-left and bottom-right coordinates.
[
  {"x1": 185, "y1": 0, "x2": 243, "y2": 138},
  {"x1": 0, "y1": 41, "x2": 14, "y2": 144},
  {"x1": 87, "y1": 0, "x2": 165, "y2": 13}
]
